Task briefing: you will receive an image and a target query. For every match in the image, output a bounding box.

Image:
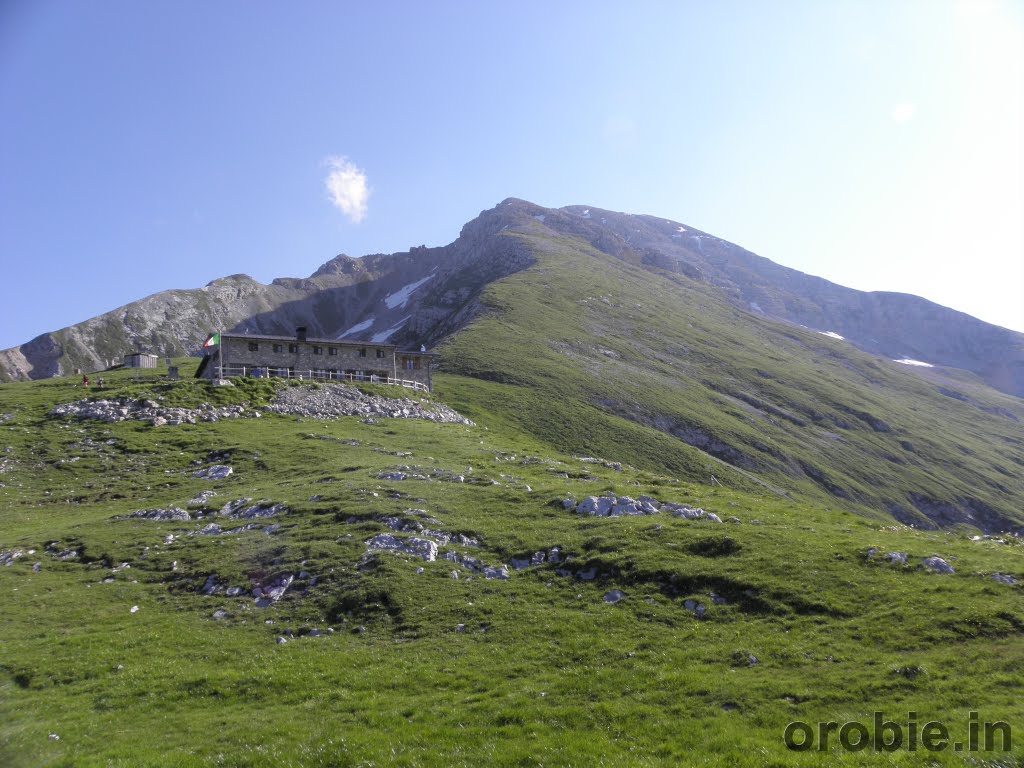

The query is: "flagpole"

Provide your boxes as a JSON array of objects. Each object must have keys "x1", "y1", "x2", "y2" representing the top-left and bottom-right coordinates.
[{"x1": 218, "y1": 329, "x2": 223, "y2": 382}]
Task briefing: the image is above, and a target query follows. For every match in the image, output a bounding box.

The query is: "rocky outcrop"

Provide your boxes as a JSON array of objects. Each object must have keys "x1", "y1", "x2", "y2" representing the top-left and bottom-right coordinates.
[
  {"x1": 566, "y1": 493, "x2": 724, "y2": 522},
  {"x1": 48, "y1": 383, "x2": 473, "y2": 427},
  {"x1": 265, "y1": 384, "x2": 472, "y2": 424}
]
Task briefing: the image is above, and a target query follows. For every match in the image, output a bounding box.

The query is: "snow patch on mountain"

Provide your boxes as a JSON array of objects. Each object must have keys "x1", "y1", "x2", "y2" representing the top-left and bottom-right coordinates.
[
  {"x1": 819, "y1": 331, "x2": 845, "y2": 340},
  {"x1": 893, "y1": 358, "x2": 934, "y2": 368},
  {"x1": 371, "y1": 317, "x2": 411, "y2": 343},
  {"x1": 338, "y1": 318, "x2": 375, "y2": 339},
  {"x1": 384, "y1": 275, "x2": 434, "y2": 310}
]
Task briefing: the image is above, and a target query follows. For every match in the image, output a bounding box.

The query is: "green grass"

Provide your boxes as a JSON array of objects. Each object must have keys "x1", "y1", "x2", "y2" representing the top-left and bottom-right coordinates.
[
  {"x1": 1, "y1": 365, "x2": 1023, "y2": 765},
  {"x1": 435, "y1": 224, "x2": 1024, "y2": 530}
]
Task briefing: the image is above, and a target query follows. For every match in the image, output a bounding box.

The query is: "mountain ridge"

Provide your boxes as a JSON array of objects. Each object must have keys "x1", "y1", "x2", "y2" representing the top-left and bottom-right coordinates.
[{"x1": 4, "y1": 197, "x2": 1020, "y2": 397}]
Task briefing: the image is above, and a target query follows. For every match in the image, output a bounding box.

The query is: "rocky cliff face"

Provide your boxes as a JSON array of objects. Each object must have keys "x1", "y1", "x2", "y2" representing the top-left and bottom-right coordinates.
[{"x1": 2, "y1": 198, "x2": 1022, "y2": 399}]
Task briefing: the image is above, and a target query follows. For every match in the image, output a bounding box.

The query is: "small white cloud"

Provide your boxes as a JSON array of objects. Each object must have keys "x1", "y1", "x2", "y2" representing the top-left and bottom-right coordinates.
[
  {"x1": 324, "y1": 156, "x2": 369, "y2": 223},
  {"x1": 890, "y1": 103, "x2": 916, "y2": 123}
]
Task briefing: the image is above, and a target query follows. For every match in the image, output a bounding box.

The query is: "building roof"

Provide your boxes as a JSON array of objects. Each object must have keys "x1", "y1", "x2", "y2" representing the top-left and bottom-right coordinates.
[
  {"x1": 218, "y1": 332, "x2": 437, "y2": 355},
  {"x1": 125, "y1": 352, "x2": 158, "y2": 358}
]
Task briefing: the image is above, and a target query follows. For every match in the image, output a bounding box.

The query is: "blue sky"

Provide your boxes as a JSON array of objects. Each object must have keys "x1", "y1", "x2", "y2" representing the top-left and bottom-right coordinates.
[{"x1": 1, "y1": 0, "x2": 1021, "y2": 350}]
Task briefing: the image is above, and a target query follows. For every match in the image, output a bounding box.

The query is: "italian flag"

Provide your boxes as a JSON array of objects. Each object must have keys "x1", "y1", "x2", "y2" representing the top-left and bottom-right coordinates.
[{"x1": 203, "y1": 333, "x2": 220, "y2": 348}]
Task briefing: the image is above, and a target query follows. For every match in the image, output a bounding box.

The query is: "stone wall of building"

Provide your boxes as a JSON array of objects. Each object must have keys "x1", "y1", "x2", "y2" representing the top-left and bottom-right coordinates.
[{"x1": 202, "y1": 335, "x2": 433, "y2": 389}]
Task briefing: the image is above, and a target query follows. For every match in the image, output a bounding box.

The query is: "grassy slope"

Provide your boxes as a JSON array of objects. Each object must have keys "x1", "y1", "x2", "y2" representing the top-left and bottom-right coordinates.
[
  {"x1": 437, "y1": 223, "x2": 1024, "y2": 530},
  {"x1": 1, "y1": 364, "x2": 1023, "y2": 766}
]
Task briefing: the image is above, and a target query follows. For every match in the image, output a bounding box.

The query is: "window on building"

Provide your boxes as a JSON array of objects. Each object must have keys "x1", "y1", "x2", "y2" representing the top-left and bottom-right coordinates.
[
  {"x1": 358, "y1": 347, "x2": 367, "y2": 358},
  {"x1": 328, "y1": 347, "x2": 338, "y2": 356},
  {"x1": 376, "y1": 349, "x2": 386, "y2": 358},
  {"x1": 248, "y1": 342, "x2": 259, "y2": 352},
  {"x1": 288, "y1": 343, "x2": 298, "y2": 353},
  {"x1": 273, "y1": 344, "x2": 283, "y2": 353},
  {"x1": 403, "y1": 358, "x2": 414, "y2": 370},
  {"x1": 313, "y1": 346, "x2": 323, "y2": 355}
]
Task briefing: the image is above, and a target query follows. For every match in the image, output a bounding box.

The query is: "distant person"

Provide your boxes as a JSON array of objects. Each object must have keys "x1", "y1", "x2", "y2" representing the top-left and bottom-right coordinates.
[
  {"x1": 97, "y1": 377, "x2": 105, "y2": 388},
  {"x1": 82, "y1": 375, "x2": 89, "y2": 388}
]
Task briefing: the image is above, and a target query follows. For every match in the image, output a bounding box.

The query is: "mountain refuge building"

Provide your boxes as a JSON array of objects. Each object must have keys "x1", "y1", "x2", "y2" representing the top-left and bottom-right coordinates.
[
  {"x1": 195, "y1": 328, "x2": 437, "y2": 391},
  {"x1": 123, "y1": 352, "x2": 159, "y2": 369}
]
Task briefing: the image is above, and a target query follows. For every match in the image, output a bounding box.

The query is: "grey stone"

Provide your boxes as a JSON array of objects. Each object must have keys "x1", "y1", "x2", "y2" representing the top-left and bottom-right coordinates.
[
  {"x1": 992, "y1": 573, "x2": 1018, "y2": 585},
  {"x1": 131, "y1": 507, "x2": 191, "y2": 522},
  {"x1": 483, "y1": 565, "x2": 510, "y2": 580},
  {"x1": 603, "y1": 589, "x2": 627, "y2": 603},
  {"x1": 884, "y1": 552, "x2": 908, "y2": 565},
  {"x1": 365, "y1": 533, "x2": 438, "y2": 562},
  {"x1": 193, "y1": 465, "x2": 233, "y2": 480},
  {"x1": 922, "y1": 555, "x2": 955, "y2": 574},
  {"x1": 668, "y1": 505, "x2": 706, "y2": 520}
]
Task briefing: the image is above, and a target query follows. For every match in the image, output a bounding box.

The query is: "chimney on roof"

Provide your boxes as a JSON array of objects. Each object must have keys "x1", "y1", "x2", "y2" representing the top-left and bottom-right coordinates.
[{"x1": 296, "y1": 326, "x2": 307, "y2": 342}]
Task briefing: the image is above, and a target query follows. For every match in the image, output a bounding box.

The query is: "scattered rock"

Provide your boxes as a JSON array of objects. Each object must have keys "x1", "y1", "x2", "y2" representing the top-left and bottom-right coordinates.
[
  {"x1": 49, "y1": 398, "x2": 250, "y2": 426},
  {"x1": 218, "y1": 499, "x2": 286, "y2": 519},
  {"x1": 604, "y1": 589, "x2": 627, "y2": 603},
  {"x1": 130, "y1": 605, "x2": 139, "y2": 614},
  {"x1": 884, "y1": 552, "x2": 908, "y2": 565},
  {"x1": 265, "y1": 384, "x2": 474, "y2": 424},
  {"x1": 130, "y1": 507, "x2": 191, "y2": 522},
  {"x1": 365, "y1": 533, "x2": 438, "y2": 562},
  {"x1": 921, "y1": 555, "x2": 955, "y2": 574},
  {"x1": 0, "y1": 550, "x2": 24, "y2": 567},
  {"x1": 483, "y1": 565, "x2": 510, "y2": 580},
  {"x1": 276, "y1": 636, "x2": 288, "y2": 644},
  {"x1": 192, "y1": 465, "x2": 233, "y2": 480},
  {"x1": 992, "y1": 573, "x2": 1018, "y2": 585}
]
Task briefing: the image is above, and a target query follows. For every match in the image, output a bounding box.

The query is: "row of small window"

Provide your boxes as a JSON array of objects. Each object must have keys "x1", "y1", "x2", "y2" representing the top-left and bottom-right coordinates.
[{"x1": 246, "y1": 341, "x2": 385, "y2": 358}]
